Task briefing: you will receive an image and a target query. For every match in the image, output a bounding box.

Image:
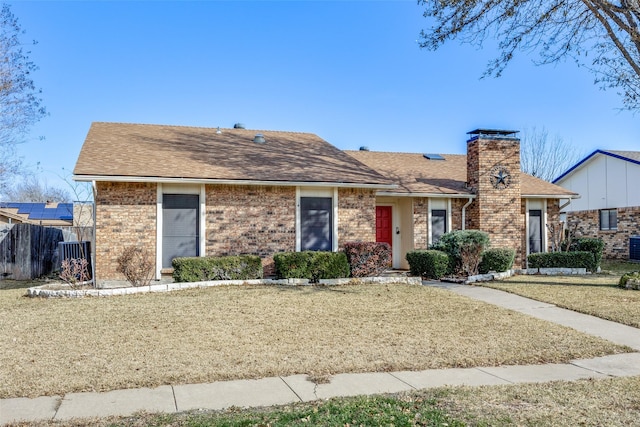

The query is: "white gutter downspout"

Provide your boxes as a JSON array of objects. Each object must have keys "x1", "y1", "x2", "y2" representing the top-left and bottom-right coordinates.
[
  {"x1": 559, "y1": 199, "x2": 572, "y2": 211},
  {"x1": 91, "y1": 180, "x2": 97, "y2": 286},
  {"x1": 461, "y1": 197, "x2": 473, "y2": 230}
]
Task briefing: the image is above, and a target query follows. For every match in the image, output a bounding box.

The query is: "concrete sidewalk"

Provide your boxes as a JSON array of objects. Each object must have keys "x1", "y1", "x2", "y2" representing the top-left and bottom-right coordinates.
[{"x1": 3, "y1": 283, "x2": 640, "y2": 425}]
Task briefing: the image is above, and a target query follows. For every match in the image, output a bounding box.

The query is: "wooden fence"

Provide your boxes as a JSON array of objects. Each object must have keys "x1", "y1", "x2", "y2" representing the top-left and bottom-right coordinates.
[{"x1": 0, "y1": 223, "x2": 94, "y2": 280}]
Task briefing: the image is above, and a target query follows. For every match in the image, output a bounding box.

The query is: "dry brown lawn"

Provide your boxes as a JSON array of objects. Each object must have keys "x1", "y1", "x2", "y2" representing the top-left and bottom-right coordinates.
[
  {"x1": 486, "y1": 275, "x2": 640, "y2": 328},
  {"x1": 426, "y1": 375, "x2": 640, "y2": 426},
  {"x1": 0, "y1": 283, "x2": 629, "y2": 399}
]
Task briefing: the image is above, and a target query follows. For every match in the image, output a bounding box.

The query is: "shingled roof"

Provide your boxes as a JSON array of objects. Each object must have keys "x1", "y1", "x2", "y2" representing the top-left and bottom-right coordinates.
[
  {"x1": 346, "y1": 150, "x2": 578, "y2": 198},
  {"x1": 73, "y1": 122, "x2": 395, "y2": 188}
]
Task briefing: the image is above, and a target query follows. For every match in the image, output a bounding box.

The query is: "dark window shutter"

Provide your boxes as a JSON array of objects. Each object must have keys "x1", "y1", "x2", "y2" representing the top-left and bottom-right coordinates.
[
  {"x1": 300, "y1": 197, "x2": 332, "y2": 251},
  {"x1": 162, "y1": 194, "x2": 199, "y2": 268}
]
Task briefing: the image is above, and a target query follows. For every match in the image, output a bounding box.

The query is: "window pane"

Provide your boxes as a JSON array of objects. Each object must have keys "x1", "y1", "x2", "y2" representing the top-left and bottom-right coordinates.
[
  {"x1": 301, "y1": 197, "x2": 332, "y2": 251},
  {"x1": 600, "y1": 210, "x2": 609, "y2": 230},
  {"x1": 609, "y1": 210, "x2": 618, "y2": 230},
  {"x1": 163, "y1": 194, "x2": 199, "y2": 268},
  {"x1": 431, "y1": 209, "x2": 446, "y2": 243},
  {"x1": 529, "y1": 210, "x2": 542, "y2": 253}
]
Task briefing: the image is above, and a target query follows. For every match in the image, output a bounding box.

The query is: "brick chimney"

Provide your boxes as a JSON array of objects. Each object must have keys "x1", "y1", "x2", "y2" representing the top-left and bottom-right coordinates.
[{"x1": 466, "y1": 129, "x2": 523, "y2": 266}]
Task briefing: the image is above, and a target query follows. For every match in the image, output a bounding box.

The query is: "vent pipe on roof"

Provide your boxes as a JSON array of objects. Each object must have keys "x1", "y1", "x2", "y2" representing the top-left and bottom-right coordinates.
[
  {"x1": 233, "y1": 123, "x2": 245, "y2": 129},
  {"x1": 253, "y1": 133, "x2": 266, "y2": 144},
  {"x1": 216, "y1": 127, "x2": 222, "y2": 134}
]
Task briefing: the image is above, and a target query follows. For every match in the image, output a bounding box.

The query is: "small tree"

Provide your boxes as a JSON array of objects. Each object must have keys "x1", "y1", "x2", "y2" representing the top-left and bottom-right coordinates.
[{"x1": 432, "y1": 230, "x2": 491, "y2": 276}]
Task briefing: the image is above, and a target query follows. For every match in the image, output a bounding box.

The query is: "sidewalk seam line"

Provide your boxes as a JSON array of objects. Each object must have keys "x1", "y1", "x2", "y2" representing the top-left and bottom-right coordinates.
[
  {"x1": 475, "y1": 367, "x2": 515, "y2": 384},
  {"x1": 279, "y1": 377, "x2": 303, "y2": 402},
  {"x1": 52, "y1": 395, "x2": 64, "y2": 420},
  {"x1": 171, "y1": 385, "x2": 178, "y2": 412},
  {"x1": 387, "y1": 373, "x2": 417, "y2": 390}
]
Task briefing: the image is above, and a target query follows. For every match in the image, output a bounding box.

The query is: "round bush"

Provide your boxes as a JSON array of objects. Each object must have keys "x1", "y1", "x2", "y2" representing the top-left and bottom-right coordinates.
[{"x1": 479, "y1": 248, "x2": 516, "y2": 274}]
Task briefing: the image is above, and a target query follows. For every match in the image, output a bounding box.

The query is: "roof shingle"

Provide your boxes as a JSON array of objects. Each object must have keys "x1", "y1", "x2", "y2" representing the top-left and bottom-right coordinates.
[
  {"x1": 346, "y1": 150, "x2": 577, "y2": 197},
  {"x1": 73, "y1": 122, "x2": 394, "y2": 187}
]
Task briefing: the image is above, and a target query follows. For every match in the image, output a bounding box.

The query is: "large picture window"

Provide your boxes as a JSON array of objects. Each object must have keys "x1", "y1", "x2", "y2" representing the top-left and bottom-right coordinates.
[
  {"x1": 300, "y1": 197, "x2": 333, "y2": 251},
  {"x1": 600, "y1": 209, "x2": 617, "y2": 231},
  {"x1": 162, "y1": 194, "x2": 199, "y2": 268}
]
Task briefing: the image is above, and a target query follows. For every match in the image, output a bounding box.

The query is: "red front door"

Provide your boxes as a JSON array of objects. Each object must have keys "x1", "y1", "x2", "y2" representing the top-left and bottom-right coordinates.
[{"x1": 376, "y1": 206, "x2": 393, "y2": 247}]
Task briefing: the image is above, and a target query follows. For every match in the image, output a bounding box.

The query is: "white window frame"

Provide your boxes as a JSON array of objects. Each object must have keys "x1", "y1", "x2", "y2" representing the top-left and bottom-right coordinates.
[
  {"x1": 428, "y1": 198, "x2": 451, "y2": 246},
  {"x1": 156, "y1": 183, "x2": 206, "y2": 279},
  {"x1": 296, "y1": 187, "x2": 338, "y2": 252},
  {"x1": 525, "y1": 199, "x2": 547, "y2": 257}
]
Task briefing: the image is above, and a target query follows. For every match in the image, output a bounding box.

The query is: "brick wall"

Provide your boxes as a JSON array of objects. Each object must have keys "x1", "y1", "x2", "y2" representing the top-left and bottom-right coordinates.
[
  {"x1": 205, "y1": 185, "x2": 296, "y2": 275},
  {"x1": 338, "y1": 188, "x2": 377, "y2": 244},
  {"x1": 567, "y1": 206, "x2": 640, "y2": 259},
  {"x1": 412, "y1": 198, "x2": 428, "y2": 249},
  {"x1": 466, "y1": 136, "x2": 524, "y2": 267},
  {"x1": 94, "y1": 182, "x2": 156, "y2": 282}
]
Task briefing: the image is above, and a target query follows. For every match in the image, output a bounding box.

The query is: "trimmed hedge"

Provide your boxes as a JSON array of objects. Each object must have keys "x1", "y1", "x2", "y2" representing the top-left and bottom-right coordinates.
[
  {"x1": 572, "y1": 238, "x2": 605, "y2": 271},
  {"x1": 274, "y1": 251, "x2": 350, "y2": 282},
  {"x1": 172, "y1": 255, "x2": 263, "y2": 283},
  {"x1": 343, "y1": 242, "x2": 392, "y2": 277},
  {"x1": 479, "y1": 248, "x2": 516, "y2": 274},
  {"x1": 527, "y1": 251, "x2": 595, "y2": 271},
  {"x1": 406, "y1": 250, "x2": 449, "y2": 279}
]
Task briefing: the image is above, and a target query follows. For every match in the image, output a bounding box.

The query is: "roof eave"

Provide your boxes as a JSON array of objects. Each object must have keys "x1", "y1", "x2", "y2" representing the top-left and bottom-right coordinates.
[
  {"x1": 72, "y1": 175, "x2": 398, "y2": 190},
  {"x1": 376, "y1": 191, "x2": 475, "y2": 198},
  {"x1": 522, "y1": 193, "x2": 581, "y2": 199}
]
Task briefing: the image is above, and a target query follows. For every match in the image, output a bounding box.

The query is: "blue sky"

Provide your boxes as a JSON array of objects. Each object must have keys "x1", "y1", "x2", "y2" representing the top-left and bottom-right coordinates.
[{"x1": 8, "y1": 1, "x2": 639, "y2": 193}]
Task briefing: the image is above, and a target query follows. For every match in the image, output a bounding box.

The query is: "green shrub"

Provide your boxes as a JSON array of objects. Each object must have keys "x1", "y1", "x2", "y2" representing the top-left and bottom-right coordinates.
[
  {"x1": 343, "y1": 242, "x2": 392, "y2": 277},
  {"x1": 573, "y1": 238, "x2": 605, "y2": 271},
  {"x1": 406, "y1": 250, "x2": 449, "y2": 279},
  {"x1": 478, "y1": 248, "x2": 516, "y2": 274},
  {"x1": 274, "y1": 251, "x2": 350, "y2": 282},
  {"x1": 527, "y1": 251, "x2": 595, "y2": 270},
  {"x1": 619, "y1": 271, "x2": 640, "y2": 289},
  {"x1": 431, "y1": 230, "x2": 490, "y2": 276},
  {"x1": 172, "y1": 255, "x2": 263, "y2": 283}
]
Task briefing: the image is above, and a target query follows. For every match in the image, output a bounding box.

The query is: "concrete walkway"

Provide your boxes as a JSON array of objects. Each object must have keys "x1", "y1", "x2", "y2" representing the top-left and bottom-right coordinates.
[{"x1": 3, "y1": 282, "x2": 640, "y2": 425}]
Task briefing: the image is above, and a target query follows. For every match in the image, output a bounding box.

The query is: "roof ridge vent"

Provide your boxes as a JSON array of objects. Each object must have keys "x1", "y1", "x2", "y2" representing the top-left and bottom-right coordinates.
[{"x1": 253, "y1": 133, "x2": 266, "y2": 144}]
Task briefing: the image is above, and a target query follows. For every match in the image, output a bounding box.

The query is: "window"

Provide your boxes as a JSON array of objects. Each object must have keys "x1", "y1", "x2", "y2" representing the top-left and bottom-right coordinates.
[
  {"x1": 529, "y1": 210, "x2": 542, "y2": 253},
  {"x1": 600, "y1": 209, "x2": 618, "y2": 231},
  {"x1": 300, "y1": 197, "x2": 333, "y2": 251},
  {"x1": 431, "y1": 209, "x2": 447, "y2": 244},
  {"x1": 162, "y1": 194, "x2": 199, "y2": 268}
]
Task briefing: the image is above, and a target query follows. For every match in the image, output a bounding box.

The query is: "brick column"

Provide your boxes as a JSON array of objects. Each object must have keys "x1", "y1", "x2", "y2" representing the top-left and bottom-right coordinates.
[{"x1": 466, "y1": 130, "x2": 524, "y2": 267}]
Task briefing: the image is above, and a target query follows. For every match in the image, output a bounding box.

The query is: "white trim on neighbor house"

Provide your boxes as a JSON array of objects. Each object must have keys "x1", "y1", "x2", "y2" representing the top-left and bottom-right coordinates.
[
  {"x1": 155, "y1": 183, "x2": 206, "y2": 279},
  {"x1": 73, "y1": 175, "x2": 395, "y2": 191},
  {"x1": 295, "y1": 187, "x2": 339, "y2": 252}
]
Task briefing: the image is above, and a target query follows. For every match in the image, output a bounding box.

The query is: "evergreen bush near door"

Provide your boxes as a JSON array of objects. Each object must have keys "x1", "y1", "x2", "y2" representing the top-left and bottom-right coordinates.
[
  {"x1": 406, "y1": 250, "x2": 449, "y2": 279},
  {"x1": 343, "y1": 242, "x2": 392, "y2": 277},
  {"x1": 172, "y1": 255, "x2": 263, "y2": 282},
  {"x1": 479, "y1": 248, "x2": 516, "y2": 274}
]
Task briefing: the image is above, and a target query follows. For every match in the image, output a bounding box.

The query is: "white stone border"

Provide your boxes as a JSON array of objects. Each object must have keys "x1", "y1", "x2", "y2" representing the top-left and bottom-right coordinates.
[{"x1": 27, "y1": 276, "x2": 423, "y2": 298}]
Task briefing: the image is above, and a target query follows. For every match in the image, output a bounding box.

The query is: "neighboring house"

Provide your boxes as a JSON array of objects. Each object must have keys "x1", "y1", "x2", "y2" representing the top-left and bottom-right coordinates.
[
  {"x1": 73, "y1": 123, "x2": 576, "y2": 285},
  {"x1": 0, "y1": 202, "x2": 74, "y2": 227},
  {"x1": 553, "y1": 150, "x2": 640, "y2": 259}
]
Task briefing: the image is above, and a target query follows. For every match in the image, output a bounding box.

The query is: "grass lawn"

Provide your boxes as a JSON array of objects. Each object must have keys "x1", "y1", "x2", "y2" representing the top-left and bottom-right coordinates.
[
  {"x1": 0, "y1": 283, "x2": 629, "y2": 399},
  {"x1": 485, "y1": 274, "x2": 640, "y2": 328}
]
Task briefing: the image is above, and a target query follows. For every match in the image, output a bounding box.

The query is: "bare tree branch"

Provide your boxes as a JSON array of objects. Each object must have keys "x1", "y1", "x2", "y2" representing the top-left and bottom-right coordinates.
[{"x1": 418, "y1": 0, "x2": 640, "y2": 110}]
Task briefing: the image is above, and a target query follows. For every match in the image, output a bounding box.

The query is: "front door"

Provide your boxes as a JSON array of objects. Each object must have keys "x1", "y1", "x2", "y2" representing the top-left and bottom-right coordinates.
[{"x1": 376, "y1": 206, "x2": 393, "y2": 247}]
